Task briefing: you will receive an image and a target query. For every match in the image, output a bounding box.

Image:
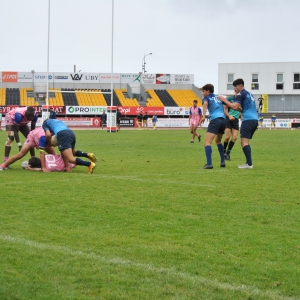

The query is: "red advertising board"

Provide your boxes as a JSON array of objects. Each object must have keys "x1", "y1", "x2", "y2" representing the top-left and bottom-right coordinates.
[
  {"x1": 2, "y1": 71, "x2": 18, "y2": 82},
  {"x1": 0, "y1": 106, "x2": 66, "y2": 114},
  {"x1": 117, "y1": 106, "x2": 164, "y2": 116}
]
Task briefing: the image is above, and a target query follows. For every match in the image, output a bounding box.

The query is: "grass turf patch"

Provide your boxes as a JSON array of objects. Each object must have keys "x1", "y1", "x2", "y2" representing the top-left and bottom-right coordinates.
[{"x1": 0, "y1": 129, "x2": 299, "y2": 299}]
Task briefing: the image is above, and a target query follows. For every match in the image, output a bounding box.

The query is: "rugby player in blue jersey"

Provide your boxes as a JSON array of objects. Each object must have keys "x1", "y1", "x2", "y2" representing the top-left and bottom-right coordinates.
[
  {"x1": 219, "y1": 78, "x2": 258, "y2": 169},
  {"x1": 200, "y1": 84, "x2": 226, "y2": 169},
  {"x1": 42, "y1": 119, "x2": 97, "y2": 173}
]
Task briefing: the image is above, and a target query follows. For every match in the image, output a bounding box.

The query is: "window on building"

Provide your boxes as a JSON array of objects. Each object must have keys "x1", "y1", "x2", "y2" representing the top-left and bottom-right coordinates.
[
  {"x1": 276, "y1": 73, "x2": 284, "y2": 89},
  {"x1": 251, "y1": 74, "x2": 259, "y2": 90},
  {"x1": 227, "y1": 74, "x2": 234, "y2": 90},
  {"x1": 252, "y1": 74, "x2": 258, "y2": 82},
  {"x1": 293, "y1": 73, "x2": 300, "y2": 89}
]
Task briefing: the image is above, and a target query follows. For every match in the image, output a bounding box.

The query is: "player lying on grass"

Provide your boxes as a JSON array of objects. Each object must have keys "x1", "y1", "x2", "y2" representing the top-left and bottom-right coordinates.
[
  {"x1": 42, "y1": 119, "x2": 97, "y2": 173},
  {"x1": 0, "y1": 127, "x2": 56, "y2": 171},
  {"x1": 24, "y1": 153, "x2": 76, "y2": 172}
]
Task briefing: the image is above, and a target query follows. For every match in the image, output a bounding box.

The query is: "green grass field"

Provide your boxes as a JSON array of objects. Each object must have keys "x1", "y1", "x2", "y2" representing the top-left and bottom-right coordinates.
[{"x1": 0, "y1": 128, "x2": 299, "y2": 300}]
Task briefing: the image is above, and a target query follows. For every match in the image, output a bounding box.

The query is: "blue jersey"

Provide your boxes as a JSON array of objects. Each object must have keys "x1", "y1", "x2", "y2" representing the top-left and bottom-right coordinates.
[
  {"x1": 271, "y1": 115, "x2": 276, "y2": 122},
  {"x1": 42, "y1": 119, "x2": 69, "y2": 135},
  {"x1": 202, "y1": 93, "x2": 225, "y2": 121},
  {"x1": 152, "y1": 115, "x2": 157, "y2": 122},
  {"x1": 236, "y1": 89, "x2": 258, "y2": 121}
]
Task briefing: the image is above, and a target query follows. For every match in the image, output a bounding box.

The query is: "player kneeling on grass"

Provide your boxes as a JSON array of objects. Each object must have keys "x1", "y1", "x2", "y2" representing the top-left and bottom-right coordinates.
[
  {"x1": 0, "y1": 127, "x2": 55, "y2": 171},
  {"x1": 42, "y1": 119, "x2": 97, "y2": 173},
  {"x1": 24, "y1": 153, "x2": 76, "y2": 172}
]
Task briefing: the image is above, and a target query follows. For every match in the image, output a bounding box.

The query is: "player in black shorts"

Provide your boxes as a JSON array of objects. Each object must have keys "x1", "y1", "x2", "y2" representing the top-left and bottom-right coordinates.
[{"x1": 223, "y1": 95, "x2": 241, "y2": 161}]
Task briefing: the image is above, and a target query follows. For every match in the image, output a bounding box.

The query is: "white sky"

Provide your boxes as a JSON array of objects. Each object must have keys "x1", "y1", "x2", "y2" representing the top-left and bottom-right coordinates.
[{"x1": 0, "y1": 0, "x2": 299, "y2": 91}]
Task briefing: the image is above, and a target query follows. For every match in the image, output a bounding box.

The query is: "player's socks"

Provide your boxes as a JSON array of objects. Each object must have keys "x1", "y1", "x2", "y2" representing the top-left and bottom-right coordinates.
[
  {"x1": 223, "y1": 141, "x2": 228, "y2": 153},
  {"x1": 205, "y1": 145, "x2": 212, "y2": 165},
  {"x1": 75, "y1": 150, "x2": 88, "y2": 158},
  {"x1": 3, "y1": 156, "x2": 8, "y2": 162},
  {"x1": 242, "y1": 145, "x2": 252, "y2": 166},
  {"x1": 217, "y1": 144, "x2": 225, "y2": 163},
  {"x1": 227, "y1": 141, "x2": 235, "y2": 154},
  {"x1": 75, "y1": 158, "x2": 90, "y2": 167}
]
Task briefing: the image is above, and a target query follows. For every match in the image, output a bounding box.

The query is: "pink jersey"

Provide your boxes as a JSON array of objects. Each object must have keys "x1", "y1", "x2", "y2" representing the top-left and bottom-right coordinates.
[
  {"x1": 44, "y1": 154, "x2": 75, "y2": 172},
  {"x1": 5, "y1": 107, "x2": 38, "y2": 126},
  {"x1": 190, "y1": 106, "x2": 202, "y2": 120},
  {"x1": 24, "y1": 127, "x2": 46, "y2": 149}
]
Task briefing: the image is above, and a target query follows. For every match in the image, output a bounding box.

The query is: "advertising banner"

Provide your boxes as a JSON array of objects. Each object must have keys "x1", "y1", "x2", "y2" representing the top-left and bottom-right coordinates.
[
  {"x1": 262, "y1": 94, "x2": 268, "y2": 113},
  {"x1": 141, "y1": 73, "x2": 156, "y2": 84},
  {"x1": 121, "y1": 73, "x2": 140, "y2": 84},
  {"x1": 34, "y1": 117, "x2": 100, "y2": 127},
  {"x1": 170, "y1": 74, "x2": 194, "y2": 84},
  {"x1": 66, "y1": 106, "x2": 106, "y2": 115},
  {"x1": 117, "y1": 106, "x2": 164, "y2": 116},
  {"x1": 2, "y1": 71, "x2": 18, "y2": 82},
  {"x1": 0, "y1": 105, "x2": 65, "y2": 114},
  {"x1": 18, "y1": 72, "x2": 33, "y2": 83},
  {"x1": 100, "y1": 73, "x2": 121, "y2": 84},
  {"x1": 156, "y1": 74, "x2": 170, "y2": 84},
  {"x1": 53, "y1": 73, "x2": 71, "y2": 83},
  {"x1": 84, "y1": 73, "x2": 100, "y2": 83},
  {"x1": 34, "y1": 72, "x2": 54, "y2": 82},
  {"x1": 147, "y1": 118, "x2": 209, "y2": 128},
  {"x1": 120, "y1": 118, "x2": 135, "y2": 127},
  {"x1": 164, "y1": 106, "x2": 190, "y2": 116}
]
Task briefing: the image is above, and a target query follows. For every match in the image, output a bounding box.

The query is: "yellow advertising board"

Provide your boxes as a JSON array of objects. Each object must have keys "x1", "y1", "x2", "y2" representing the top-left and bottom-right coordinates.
[{"x1": 261, "y1": 94, "x2": 268, "y2": 113}]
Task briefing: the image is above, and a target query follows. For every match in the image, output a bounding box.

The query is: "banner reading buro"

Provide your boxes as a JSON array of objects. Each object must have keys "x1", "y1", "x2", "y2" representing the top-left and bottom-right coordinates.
[{"x1": 164, "y1": 107, "x2": 190, "y2": 116}]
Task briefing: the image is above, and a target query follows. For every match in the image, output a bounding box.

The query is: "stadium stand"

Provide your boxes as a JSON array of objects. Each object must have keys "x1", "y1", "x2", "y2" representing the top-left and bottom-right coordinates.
[
  {"x1": 167, "y1": 90, "x2": 202, "y2": 107},
  {"x1": 61, "y1": 88, "x2": 78, "y2": 106},
  {"x1": 115, "y1": 89, "x2": 139, "y2": 106},
  {"x1": 76, "y1": 89, "x2": 107, "y2": 106},
  {"x1": 0, "y1": 88, "x2": 6, "y2": 106},
  {"x1": 49, "y1": 88, "x2": 64, "y2": 106},
  {"x1": 6, "y1": 88, "x2": 20, "y2": 105},
  {"x1": 101, "y1": 89, "x2": 122, "y2": 106},
  {"x1": 20, "y1": 88, "x2": 39, "y2": 106},
  {"x1": 154, "y1": 89, "x2": 177, "y2": 106},
  {"x1": 145, "y1": 89, "x2": 164, "y2": 107}
]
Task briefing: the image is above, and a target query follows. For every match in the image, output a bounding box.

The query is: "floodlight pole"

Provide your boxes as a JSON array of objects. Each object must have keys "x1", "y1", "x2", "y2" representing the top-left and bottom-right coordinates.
[
  {"x1": 109, "y1": 0, "x2": 114, "y2": 132},
  {"x1": 142, "y1": 52, "x2": 152, "y2": 74},
  {"x1": 46, "y1": 0, "x2": 51, "y2": 107}
]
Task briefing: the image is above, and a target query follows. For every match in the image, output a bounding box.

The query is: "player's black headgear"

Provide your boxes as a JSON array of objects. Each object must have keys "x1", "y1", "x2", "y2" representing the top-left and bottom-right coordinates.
[{"x1": 25, "y1": 106, "x2": 35, "y2": 119}]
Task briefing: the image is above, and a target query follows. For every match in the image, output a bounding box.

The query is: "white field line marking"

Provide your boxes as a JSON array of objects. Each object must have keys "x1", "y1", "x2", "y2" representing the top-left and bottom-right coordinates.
[
  {"x1": 80, "y1": 174, "x2": 217, "y2": 188},
  {"x1": 0, "y1": 234, "x2": 298, "y2": 300}
]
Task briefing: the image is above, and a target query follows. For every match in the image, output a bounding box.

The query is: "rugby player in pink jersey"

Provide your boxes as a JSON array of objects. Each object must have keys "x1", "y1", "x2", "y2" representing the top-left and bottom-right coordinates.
[
  {"x1": 188, "y1": 100, "x2": 202, "y2": 143},
  {"x1": 24, "y1": 153, "x2": 76, "y2": 172},
  {"x1": 0, "y1": 127, "x2": 55, "y2": 170},
  {"x1": 3, "y1": 107, "x2": 38, "y2": 167}
]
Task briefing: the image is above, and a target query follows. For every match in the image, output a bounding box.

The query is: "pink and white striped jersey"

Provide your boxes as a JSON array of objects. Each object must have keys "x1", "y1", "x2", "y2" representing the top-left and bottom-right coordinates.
[
  {"x1": 24, "y1": 127, "x2": 47, "y2": 149},
  {"x1": 189, "y1": 106, "x2": 202, "y2": 120},
  {"x1": 5, "y1": 107, "x2": 38, "y2": 126},
  {"x1": 44, "y1": 154, "x2": 75, "y2": 172}
]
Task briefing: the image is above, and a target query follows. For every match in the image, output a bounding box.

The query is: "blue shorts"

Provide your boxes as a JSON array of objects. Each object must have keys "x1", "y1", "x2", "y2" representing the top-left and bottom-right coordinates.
[
  {"x1": 240, "y1": 120, "x2": 258, "y2": 139},
  {"x1": 207, "y1": 118, "x2": 226, "y2": 135},
  {"x1": 57, "y1": 129, "x2": 76, "y2": 151}
]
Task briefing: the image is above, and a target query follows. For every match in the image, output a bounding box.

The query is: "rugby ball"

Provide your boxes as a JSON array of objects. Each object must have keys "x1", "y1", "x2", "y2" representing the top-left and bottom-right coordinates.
[{"x1": 21, "y1": 161, "x2": 29, "y2": 169}]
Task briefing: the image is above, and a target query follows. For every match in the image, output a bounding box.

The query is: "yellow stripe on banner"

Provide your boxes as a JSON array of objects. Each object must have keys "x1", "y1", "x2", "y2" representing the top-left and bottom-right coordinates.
[{"x1": 262, "y1": 94, "x2": 268, "y2": 113}]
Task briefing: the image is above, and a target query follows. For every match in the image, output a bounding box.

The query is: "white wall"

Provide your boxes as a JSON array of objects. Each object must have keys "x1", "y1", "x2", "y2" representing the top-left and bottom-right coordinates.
[{"x1": 218, "y1": 62, "x2": 300, "y2": 95}]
